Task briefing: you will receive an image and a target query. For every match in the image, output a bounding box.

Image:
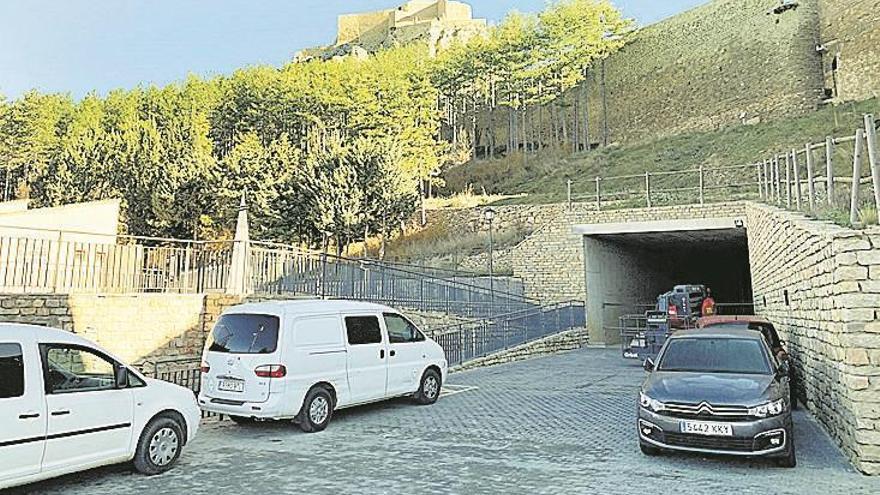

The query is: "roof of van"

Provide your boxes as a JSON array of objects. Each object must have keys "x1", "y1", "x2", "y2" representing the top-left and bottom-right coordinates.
[
  {"x1": 223, "y1": 299, "x2": 398, "y2": 316},
  {"x1": 0, "y1": 322, "x2": 96, "y2": 346}
]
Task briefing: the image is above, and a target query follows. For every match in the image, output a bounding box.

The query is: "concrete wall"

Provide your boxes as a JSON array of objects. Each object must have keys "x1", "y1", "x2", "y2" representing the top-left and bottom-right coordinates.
[
  {"x1": 819, "y1": 0, "x2": 880, "y2": 102},
  {"x1": 747, "y1": 202, "x2": 880, "y2": 474},
  {"x1": 0, "y1": 199, "x2": 120, "y2": 242},
  {"x1": 583, "y1": 237, "x2": 667, "y2": 344}
]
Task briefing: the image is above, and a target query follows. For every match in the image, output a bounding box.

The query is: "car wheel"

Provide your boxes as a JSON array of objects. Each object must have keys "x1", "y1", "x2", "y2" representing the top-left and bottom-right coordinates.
[
  {"x1": 229, "y1": 415, "x2": 256, "y2": 425},
  {"x1": 133, "y1": 415, "x2": 185, "y2": 475},
  {"x1": 414, "y1": 369, "x2": 441, "y2": 405},
  {"x1": 776, "y1": 439, "x2": 797, "y2": 468},
  {"x1": 639, "y1": 442, "x2": 661, "y2": 456},
  {"x1": 298, "y1": 387, "x2": 333, "y2": 433}
]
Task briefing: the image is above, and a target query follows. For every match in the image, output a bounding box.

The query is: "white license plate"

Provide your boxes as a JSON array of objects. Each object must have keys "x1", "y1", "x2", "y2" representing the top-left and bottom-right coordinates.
[
  {"x1": 217, "y1": 379, "x2": 245, "y2": 393},
  {"x1": 680, "y1": 420, "x2": 733, "y2": 436}
]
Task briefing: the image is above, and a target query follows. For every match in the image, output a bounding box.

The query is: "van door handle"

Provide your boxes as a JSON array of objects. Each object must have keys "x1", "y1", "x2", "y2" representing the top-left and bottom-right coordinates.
[
  {"x1": 380, "y1": 349, "x2": 385, "y2": 359},
  {"x1": 19, "y1": 412, "x2": 40, "y2": 420},
  {"x1": 51, "y1": 410, "x2": 71, "y2": 416}
]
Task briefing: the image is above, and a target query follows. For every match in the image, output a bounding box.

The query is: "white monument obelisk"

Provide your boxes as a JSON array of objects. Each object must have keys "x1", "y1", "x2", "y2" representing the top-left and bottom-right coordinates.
[{"x1": 227, "y1": 192, "x2": 252, "y2": 295}]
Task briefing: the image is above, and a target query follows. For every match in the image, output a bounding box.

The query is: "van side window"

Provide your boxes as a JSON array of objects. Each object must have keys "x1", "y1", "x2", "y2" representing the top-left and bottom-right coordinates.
[
  {"x1": 41, "y1": 345, "x2": 117, "y2": 394},
  {"x1": 345, "y1": 316, "x2": 382, "y2": 345},
  {"x1": 0, "y1": 343, "x2": 25, "y2": 399},
  {"x1": 383, "y1": 313, "x2": 426, "y2": 344}
]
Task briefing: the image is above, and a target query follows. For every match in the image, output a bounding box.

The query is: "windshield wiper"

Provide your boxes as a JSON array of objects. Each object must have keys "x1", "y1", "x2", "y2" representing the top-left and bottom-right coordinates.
[{"x1": 247, "y1": 325, "x2": 265, "y2": 353}]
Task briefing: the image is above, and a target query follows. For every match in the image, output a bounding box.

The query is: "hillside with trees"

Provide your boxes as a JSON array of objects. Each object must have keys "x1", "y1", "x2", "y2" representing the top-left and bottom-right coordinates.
[{"x1": 0, "y1": 0, "x2": 630, "y2": 254}]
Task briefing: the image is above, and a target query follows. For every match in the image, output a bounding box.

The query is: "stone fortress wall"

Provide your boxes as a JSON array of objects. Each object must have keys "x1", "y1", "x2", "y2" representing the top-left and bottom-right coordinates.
[
  {"x1": 300, "y1": 0, "x2": 878, "y2": 145},
  {"x1": 300, "y1": 0, "x2": 486, "y2": 61},
  {"x1": 582, "y1": 0, "x2": 825, "y2": 144},
  {"x1": 479, "y1": 0, "x2": 879, "y2": 149},
  {"x1": 818, "y1": 0, "x2": 880, "y2": 103},
  {"x1": 482, "y1": 0, "x2": 827, "y2": 149}
]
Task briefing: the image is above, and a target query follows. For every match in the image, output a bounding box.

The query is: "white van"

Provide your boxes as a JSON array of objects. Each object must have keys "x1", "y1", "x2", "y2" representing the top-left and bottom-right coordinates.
[
  {"x1": 0, "y1": 324, "x2": 200, "y2": 490},
  {"x1": 198, "y1": 300, "x2": 448, "y2": 432}
]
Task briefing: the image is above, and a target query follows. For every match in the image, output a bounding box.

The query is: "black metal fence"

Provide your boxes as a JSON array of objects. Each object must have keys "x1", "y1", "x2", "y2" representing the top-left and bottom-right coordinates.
[
  {"x1": 433, "y1": 300, "x2": 586, "y2": 367},
  {"x1": 143, "y1": 300, "x2": 586, "y2": 397},
  {"x1": 255, "y1": 252, "x2": 534, "y2": 319}
]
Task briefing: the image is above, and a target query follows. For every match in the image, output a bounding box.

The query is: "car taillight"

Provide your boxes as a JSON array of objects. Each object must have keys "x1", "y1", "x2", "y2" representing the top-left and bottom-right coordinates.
[
  {"x1": 199, "y1": 362, "x2": 210, "y2": 373},
  {"x1": 255, "y1": 364, "x2": 286, "y2": 378},
  {"x1": 668, "y1": 305, "x2": 678, "y2": 316}
]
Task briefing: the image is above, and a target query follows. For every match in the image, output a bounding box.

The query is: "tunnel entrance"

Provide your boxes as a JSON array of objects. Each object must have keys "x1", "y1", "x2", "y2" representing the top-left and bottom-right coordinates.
[{"x1": 577, "y1": 218, "x2": 752, "y2": 345}]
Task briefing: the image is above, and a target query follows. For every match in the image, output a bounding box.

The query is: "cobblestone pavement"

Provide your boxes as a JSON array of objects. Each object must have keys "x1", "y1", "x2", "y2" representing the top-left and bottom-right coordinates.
[{"x1": 13, "y1": 349, "x2": 880, "y2": 495}]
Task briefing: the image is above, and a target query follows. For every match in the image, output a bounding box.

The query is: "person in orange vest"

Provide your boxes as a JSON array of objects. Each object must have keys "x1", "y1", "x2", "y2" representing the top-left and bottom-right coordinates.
[{"x1": 701, "y1": 288, "x2": 716, "y2": 316}]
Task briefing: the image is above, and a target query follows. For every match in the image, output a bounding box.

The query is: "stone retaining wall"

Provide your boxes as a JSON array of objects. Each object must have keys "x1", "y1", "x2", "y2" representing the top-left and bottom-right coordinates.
[
  {"x1": 445, "y1": 201, "x2": 747, "y2": 304},
  {"x1": 0, "y1": 293, "x2": 475, "y2": 366},
  {"x1": 747, "y1": 202, "x2": 880, "y2": 474}
]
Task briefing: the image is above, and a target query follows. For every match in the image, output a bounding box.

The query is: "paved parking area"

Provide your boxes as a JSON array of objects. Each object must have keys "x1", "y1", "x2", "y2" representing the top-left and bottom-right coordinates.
[{"x1": 13, "y1": 349, "x2": 880, "y2": 495}]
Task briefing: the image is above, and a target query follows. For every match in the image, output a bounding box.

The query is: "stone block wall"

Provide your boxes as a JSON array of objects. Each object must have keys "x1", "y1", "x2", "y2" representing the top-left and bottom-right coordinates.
[
  {"x1": 478, "y1": 0, "x2": 825, "y2": 148},
  {"x1": 486, "y1": 201, "x2": 747, "y2": 304},
  {"x1": 0, "y1": 292, "x2": 479, "y2": 367},
  {"x1": 819, "y1": 0, "x2": 880, "y2": 102},
  {"x1": 747, "y1": 202, "x2": 880, "y2": 474},
  {"x1": 0, "y1": 294, "x2": 74, "y2": 331}
]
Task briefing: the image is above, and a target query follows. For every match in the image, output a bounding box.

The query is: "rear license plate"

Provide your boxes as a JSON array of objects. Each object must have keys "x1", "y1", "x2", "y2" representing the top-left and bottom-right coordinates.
[
  {"x1": 680, "y1": 420, "x2": 733, "y2": 436},
  {"x1": 217, "y1": 379, "x2": 245, "y2": 393}
]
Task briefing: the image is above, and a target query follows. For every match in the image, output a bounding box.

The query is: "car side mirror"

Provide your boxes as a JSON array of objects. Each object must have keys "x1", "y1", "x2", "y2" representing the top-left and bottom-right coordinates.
[
  {"x1": 114, "y1": 365, "x2": 129, "y2": 389},
  {"x1": 643, "y1": 358, "x2": 655, "y2": 372}
]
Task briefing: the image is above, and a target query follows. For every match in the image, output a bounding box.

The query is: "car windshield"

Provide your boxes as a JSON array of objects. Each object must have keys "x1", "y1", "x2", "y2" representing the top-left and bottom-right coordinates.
[
  {"x1": 208, "y1": 314, "x2": 280, "y2": 354},
  {"x1": 658, "y1": 337, "x2": 771, "y2": 374}
]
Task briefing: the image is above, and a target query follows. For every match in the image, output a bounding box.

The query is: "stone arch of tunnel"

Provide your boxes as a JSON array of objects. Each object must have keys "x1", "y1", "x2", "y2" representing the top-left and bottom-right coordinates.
[{"x1": 576, "y1": 217, "x2": 753, "y2": 345}]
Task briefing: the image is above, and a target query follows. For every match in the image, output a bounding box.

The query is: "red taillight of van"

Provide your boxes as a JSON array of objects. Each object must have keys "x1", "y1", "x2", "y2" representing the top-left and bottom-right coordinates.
[
  {"x1": 668, "y1": 305, "x2": 678, "y2": 317},
  {"x1": 199, "y1": 362, "x2": 210, "y2": 373},
  {"x1": 255, "y1": 364, "x2": 287, "y2": 378}
]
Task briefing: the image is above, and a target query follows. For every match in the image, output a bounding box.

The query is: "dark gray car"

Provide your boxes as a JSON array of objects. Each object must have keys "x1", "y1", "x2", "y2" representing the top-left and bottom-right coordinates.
[{"x1": 637, "y1": 327, "x2": 796, "y2": 467}]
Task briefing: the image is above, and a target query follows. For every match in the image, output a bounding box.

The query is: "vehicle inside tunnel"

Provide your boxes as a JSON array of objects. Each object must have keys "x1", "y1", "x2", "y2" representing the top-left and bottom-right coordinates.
[{"x1": 579, "y1": 220, "x2": 752, "y2": 344}]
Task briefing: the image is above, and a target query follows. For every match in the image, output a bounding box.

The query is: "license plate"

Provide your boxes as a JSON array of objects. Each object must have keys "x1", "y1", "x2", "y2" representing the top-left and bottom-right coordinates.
[
  {"x1": 217, "y1": 379, "x2": 245, "y2": 393},
  {"x1": 680, "y1": 420, "x2": 733, "y2": 436}
]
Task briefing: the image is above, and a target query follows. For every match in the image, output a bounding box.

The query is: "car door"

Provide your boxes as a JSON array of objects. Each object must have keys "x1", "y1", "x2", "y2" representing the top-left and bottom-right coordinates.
[
  {"x1": 0, "y1": 339, "x2": 46, "y2": 486},
  {"x1": 39, "y1": 343, "x2": 135, "y2": 473},
  {"x1": 343, "y1": 314, "x2": 388, "y2": 403},
  {"x1": 382, "y1": 313, "x2": 428, "y2": 396}
]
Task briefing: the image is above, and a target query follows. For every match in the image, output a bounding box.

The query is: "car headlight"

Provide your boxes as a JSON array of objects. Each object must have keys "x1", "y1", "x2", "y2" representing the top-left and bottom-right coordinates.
[
  {"x1": 748, "y1": 398, "x2": 786, "y2": 418},
  {"x1": 639, "y1": 392, "x2": 666, "y2": 412}
]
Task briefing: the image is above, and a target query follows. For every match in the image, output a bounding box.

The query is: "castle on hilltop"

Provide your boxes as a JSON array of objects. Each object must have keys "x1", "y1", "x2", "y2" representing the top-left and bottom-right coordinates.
[{"x1": 295, "y1": 0, "x2": 487, "y2": 61}]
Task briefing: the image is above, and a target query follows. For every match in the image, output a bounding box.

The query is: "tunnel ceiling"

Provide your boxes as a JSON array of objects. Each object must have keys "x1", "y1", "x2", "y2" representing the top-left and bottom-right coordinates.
[{"x1": 590, "y1": 228, "x2": 747, "y2": 249}]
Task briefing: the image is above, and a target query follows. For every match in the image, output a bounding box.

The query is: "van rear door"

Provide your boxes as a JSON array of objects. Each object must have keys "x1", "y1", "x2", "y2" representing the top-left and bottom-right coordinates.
[{"x1": 202, "y1": 313, "x2": 281, "y2": 404}]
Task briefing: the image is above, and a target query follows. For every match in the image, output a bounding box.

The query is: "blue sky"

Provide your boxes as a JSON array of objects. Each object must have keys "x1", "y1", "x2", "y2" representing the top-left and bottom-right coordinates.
[{"x1": 0, "y1": 0, "x2": 706, "y2": 99}]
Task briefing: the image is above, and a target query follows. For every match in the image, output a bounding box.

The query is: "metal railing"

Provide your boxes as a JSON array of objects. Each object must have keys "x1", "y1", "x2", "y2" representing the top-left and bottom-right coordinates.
[
  {"x1": 432, "y1": 300, "x2": 586, "y2": 367},
  {"x1": 754, "y1": 114, "x2": 880, "y2": 226},
  {"x1": 566, "y1": 113, "x2": 880, "y2": 225},
  {"x1": 0, "y1": 231, "x2": 532, "y2": 319},
  {"x1": 568, "y1": 163, "x2": 760, "y2": 210},
  {"x1": 139, "y1": 357, "x2": 220, "y2": 419},
  {"x1": 248, "y1": 244, "x2": 533, "y2": 319}
]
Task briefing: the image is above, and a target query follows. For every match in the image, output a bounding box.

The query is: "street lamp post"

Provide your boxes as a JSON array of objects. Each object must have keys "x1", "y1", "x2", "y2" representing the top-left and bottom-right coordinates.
[{"x1": 484, "y1": 208, "x2": 496, "y2": 310}]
